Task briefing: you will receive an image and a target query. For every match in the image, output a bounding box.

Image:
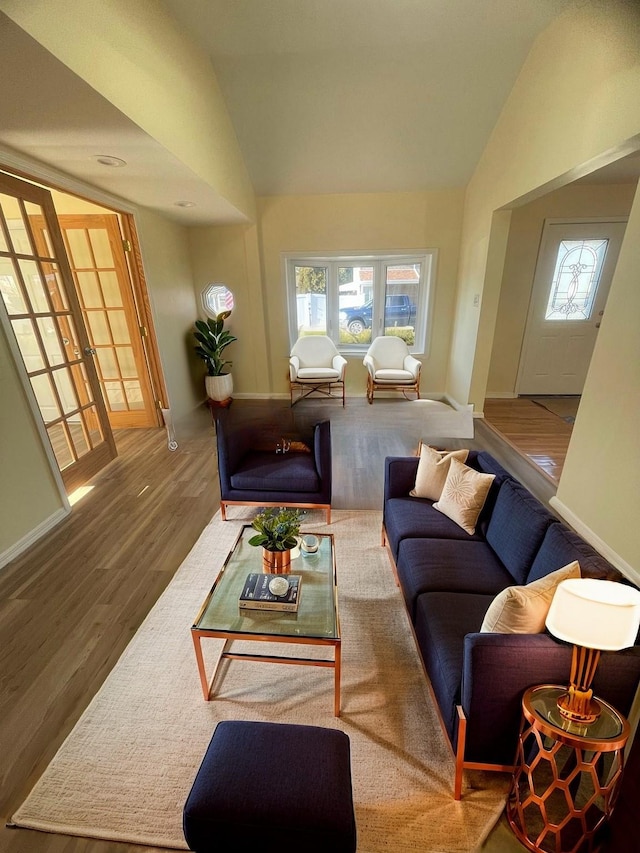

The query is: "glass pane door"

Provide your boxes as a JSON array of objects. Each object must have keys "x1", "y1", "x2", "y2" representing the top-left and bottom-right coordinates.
[
  {"x1": 32, "y1": 214, "x2": 157, "y2": 428},
  {"x1": 0, "y1": 172, "x2": 116, "y2": 492}
]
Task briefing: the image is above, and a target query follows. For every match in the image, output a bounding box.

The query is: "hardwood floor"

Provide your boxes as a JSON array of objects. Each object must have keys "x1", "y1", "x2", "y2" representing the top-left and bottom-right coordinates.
[
  {"x1": 0, "y1": 398, "x2": 554, "y2": 853},
  {"x1": 482, "y1": 397, "x2": 574, "y2": 484}
]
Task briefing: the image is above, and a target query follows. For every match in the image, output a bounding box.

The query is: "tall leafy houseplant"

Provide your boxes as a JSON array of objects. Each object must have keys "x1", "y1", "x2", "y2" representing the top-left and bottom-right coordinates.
[{"x1": 193, "y1": 311, "x2": 237, "y2": 405}]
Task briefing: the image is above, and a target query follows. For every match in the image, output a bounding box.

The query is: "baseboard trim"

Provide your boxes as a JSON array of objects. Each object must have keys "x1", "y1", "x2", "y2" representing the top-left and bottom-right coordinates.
[
  {"x1": 232, "y1": 393, "x2": 289, "y2": 400},
  {"x1": 0, "y1": 507, "x2": 70, "y2": 571},
  {"x1": 549, "y1": 496, "x2": 640, "y2": 585},
  {"x1": 485, "y1": 391, "x2": 518, "y2": 399}
]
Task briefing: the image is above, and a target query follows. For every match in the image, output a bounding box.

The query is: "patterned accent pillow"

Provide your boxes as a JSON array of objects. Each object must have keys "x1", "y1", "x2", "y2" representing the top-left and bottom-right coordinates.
[
  {"x1": 433, "y1": 458, "x2": 495, "y2": 534},
  {"x1": 410, "y1": 443, "x2": 469, "y2": 501},
  {"x1": 480, "y1": 561, "x2": 581, "y2": 633}
]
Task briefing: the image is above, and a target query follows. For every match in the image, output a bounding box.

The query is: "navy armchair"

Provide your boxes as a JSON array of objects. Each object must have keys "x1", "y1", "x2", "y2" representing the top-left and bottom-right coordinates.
[{"x1": 215, "y1": 417, "x2": 332, "y2": 522}]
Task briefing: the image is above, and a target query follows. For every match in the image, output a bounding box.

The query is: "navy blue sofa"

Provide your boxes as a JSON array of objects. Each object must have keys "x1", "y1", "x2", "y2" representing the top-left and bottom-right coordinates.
[{"x1": 383, "y1": 450, "x2": 640, "y2": 798}]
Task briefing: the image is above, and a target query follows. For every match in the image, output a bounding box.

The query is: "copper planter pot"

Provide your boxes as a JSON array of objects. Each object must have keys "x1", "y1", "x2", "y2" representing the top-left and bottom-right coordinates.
[{"x1": 262, "y1": 548, "x2": 291, "y2": 574}]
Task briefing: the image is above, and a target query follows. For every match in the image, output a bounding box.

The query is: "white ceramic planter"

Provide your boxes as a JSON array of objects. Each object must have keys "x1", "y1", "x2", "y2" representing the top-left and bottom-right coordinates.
[{"x1": 205, "y1": 373, "x2": 233, "y2": 405}]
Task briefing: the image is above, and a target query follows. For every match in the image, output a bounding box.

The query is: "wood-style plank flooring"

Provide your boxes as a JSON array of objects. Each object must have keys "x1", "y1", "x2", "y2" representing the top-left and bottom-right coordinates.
[
  {"x1": 482, "y1": 397, "x2": 574, "y2": 483},
  {"x1": 0, "y1": 398, "x2": 553, "y2": 853}
]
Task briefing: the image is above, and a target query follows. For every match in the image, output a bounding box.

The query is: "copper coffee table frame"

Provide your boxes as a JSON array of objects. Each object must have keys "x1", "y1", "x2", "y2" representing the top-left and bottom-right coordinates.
[{"x1": 191, "y1": 525, "x2": 341, "y2": 717}]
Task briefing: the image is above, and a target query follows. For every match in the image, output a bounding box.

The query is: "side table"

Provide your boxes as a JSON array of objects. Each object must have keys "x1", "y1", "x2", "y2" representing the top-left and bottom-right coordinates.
[{"x1": 506, "y1": 684, "x2": 629, "y2": 853}]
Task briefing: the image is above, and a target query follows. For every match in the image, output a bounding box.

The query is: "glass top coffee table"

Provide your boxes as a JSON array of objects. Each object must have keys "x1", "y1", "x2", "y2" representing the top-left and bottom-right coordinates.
[{"x1": 191, "y1": 525, "x2": 341, "y2": 716}]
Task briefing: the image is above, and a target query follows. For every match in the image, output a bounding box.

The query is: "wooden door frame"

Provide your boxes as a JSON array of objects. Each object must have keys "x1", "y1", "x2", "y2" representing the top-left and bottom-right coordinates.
[
  {"x1": 0, "y1": 171, "x2": 118, "y2": 493},
  {"x1": 1, "y1": 160, "x2": 168, "y2": 427},
  {"x1": 120, "y1": 215, "x2": 167, "y2": 423},
  {"x1": 43, "y1": 213, "x2": 161, "y2": 428},
  {"x1": 0, "y1": 156, "x2": 170, "y2": 496}
]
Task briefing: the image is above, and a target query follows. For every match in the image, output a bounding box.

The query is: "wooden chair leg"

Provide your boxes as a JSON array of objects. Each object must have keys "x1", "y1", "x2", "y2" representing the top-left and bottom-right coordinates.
[
  {"x1": 454, "y1": 706, "x2": 467, "y2": 800},
  {"x1": 220, "y1": 502, "x2": 227, "y2": 521}
]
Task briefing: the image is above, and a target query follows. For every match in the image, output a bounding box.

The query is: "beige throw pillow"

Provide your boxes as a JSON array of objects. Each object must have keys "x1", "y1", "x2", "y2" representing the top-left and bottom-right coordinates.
[
  {"x1": 410, "y1": 444, "x2": 470, "y2": 501},
  {"x1": 432, "y1": 458, "x2": 495, "y2": 534},
  {"x1": 480, "y1": 561, "x2": 582, "y2": 634}
]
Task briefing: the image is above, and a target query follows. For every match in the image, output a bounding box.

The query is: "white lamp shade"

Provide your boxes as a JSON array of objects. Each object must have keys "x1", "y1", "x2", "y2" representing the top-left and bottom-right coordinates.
[{"x1": 546, "y1": 578, "x2": 640, "y2": 651}]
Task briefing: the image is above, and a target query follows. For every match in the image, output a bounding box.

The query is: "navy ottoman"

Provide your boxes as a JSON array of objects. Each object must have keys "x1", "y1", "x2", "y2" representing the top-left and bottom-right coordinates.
[{"x1": 183, "y1": 720, "x2": 357, "y2": 852}]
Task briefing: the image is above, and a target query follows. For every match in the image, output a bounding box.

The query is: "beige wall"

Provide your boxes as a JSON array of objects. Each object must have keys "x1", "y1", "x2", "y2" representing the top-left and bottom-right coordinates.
[
  {"x1": 134, "y1": 207, "x2": 201, "y2": 423},
  {"x1": 450, "y1": 1, "x2": 640, "y2": 409},
  {"x1": 555, "y1": 184, "x2": 640, "y2": 577},
  {"x1": 0, "y1": 189, "x2": 200, "y2": 562},
  {"x1": 0, "y1": 0, "x2": 255, "y2": 221},
  {"x1": 188, "y1": 224, "x2": 270, "y2": 396},
  {"x1": 187, "y1": 190, "x2": 465, "y2": 398},
  {"x1": 253, "y1": 190, "x2": 466, "y2": 397},
  {"x1": 487, "y1": 182, "x2": 637, "y2": 395},
  {"x1": 451, "y1": 0, "x2": 640, "y2": 571},
  {"x1": 0, "y1": 327, "x2": 65, "y2": 556}
]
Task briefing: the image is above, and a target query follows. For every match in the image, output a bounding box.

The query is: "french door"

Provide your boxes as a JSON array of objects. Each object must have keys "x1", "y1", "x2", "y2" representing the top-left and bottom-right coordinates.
[
  {"x1": 0, "y1": 172, "x2": 116, "y2": 492},
  {"x1": 32, "y1": 214, "x2": 158, "y2": 428}
]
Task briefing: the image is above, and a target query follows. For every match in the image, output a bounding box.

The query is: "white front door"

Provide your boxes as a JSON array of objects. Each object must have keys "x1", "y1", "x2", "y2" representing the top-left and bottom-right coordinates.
[{"x1": 517, "y1": 220, "x2": 626, "y2": 395}]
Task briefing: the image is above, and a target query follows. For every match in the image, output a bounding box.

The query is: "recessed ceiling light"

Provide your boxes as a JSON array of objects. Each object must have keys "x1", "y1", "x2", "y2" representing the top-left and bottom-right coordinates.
[
  {"x1": 93, "y1": 155, "x2": 127, "y2": 167},
  {"x1": 174, "y1": 200, "x2": 196, "y2": 208}
]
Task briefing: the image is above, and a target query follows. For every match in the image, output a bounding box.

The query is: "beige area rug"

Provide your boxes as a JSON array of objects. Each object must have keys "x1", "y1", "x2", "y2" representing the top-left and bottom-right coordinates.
[{"x1": 11, "y1": 509, "x2": 508, "y2": 852}]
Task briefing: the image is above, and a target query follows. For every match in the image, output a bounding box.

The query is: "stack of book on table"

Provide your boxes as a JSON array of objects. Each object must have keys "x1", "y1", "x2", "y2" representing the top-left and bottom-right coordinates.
[{"x1": 239, "y1": 573, "x2": 302, "y2": 612}]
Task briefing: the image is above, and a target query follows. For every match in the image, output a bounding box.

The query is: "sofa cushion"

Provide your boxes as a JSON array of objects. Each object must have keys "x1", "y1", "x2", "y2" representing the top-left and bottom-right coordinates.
[
  {"x1": 230, "y1": 451, "x2": 320, "y2": 493},
  {"x1": 433, "y1": 459, "x2": 495, "y2": 535},
  {"x1": 384, "y1": 497, "x2": 485, "y2": 560},
  {"x1": 527, "y1": 522, "x2": 621, "y2": 583},
  {"x1": 485, "y1": 479, "x2": 556, "y2": 584},
  {"x1": 396, "y1": 538, "x2": 514, "y2": 621},
  {"x1": 410, "y1": 444, "x2": 469, "y2": 500},
  {"x1": 414, "y1": 592, "x2": 494, "y2": 741},
  {"x1": 480, "y1": 561, "x2": 581, "y2": 633}
]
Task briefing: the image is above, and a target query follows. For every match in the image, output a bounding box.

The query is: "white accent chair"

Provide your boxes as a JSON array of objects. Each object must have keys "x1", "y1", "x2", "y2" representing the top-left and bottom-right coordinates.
[
  {"x1": 363, "y1": 336, "x2": 421, "y2": 403},
  {"x1": 289, "y1": 336, "x2": 347, "y2": 406}
]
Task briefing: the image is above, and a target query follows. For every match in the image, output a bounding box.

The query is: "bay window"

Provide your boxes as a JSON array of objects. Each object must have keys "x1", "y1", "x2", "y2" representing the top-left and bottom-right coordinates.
[{"x1": 285, "y1": 251, "x2": 435, "y2": 354}]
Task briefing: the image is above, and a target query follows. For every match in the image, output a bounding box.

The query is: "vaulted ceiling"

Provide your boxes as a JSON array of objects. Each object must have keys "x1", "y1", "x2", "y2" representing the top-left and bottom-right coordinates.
[
  {"x1": 0, "y1": 1, "x2": 637, "y2": 225},
  {"x1": 163, "y1": 0, "x2": 576, "y2": 195}
]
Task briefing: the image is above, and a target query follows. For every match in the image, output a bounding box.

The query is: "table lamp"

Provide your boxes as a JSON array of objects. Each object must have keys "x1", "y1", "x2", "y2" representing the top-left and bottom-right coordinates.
[{"x1": 545, "y1": 578, "x2": 640, "y2": 724}]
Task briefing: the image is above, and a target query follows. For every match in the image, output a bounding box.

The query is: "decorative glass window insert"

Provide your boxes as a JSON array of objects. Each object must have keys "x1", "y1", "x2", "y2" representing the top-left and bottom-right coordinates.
[
  {"x1": 545, "y1": 239, "x2": 608, "y2": 320},
  {"x1": 285, "y1": 251, "x2": 435, "y2": 354},
  {"x1": 202, "y1": 283, "x2": 234, "y2": 318}
]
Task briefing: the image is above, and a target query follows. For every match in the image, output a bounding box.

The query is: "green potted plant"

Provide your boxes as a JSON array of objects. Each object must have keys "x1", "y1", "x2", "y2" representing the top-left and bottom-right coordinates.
[
  {"x1": 248, "y1": 507, "x2": 301, "y2": 574},
  {"x1": 193, "y1": 311, "x2": 237, "y2": 406}
]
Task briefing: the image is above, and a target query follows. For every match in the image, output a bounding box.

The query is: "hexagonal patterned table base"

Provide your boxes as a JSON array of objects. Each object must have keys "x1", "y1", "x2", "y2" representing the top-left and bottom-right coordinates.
[{"x1": 506, "y1": 686, "x2": 629, "y2": 853}]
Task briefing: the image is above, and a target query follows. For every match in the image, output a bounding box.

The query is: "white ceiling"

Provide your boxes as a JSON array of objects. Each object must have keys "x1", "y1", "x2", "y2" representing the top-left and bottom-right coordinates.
[
  {"x1": 163, "y1": 0, "x2": 578, "y2": 195},
  {"x1": 0, "y1": 1, "x2": 637, "y2": 225}
]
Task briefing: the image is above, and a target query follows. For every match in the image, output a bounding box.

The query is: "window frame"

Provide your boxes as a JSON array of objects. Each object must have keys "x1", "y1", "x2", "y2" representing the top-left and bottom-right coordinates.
[{"x1": 284, "y1": 250, "x2": 437, "y2": 355}]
